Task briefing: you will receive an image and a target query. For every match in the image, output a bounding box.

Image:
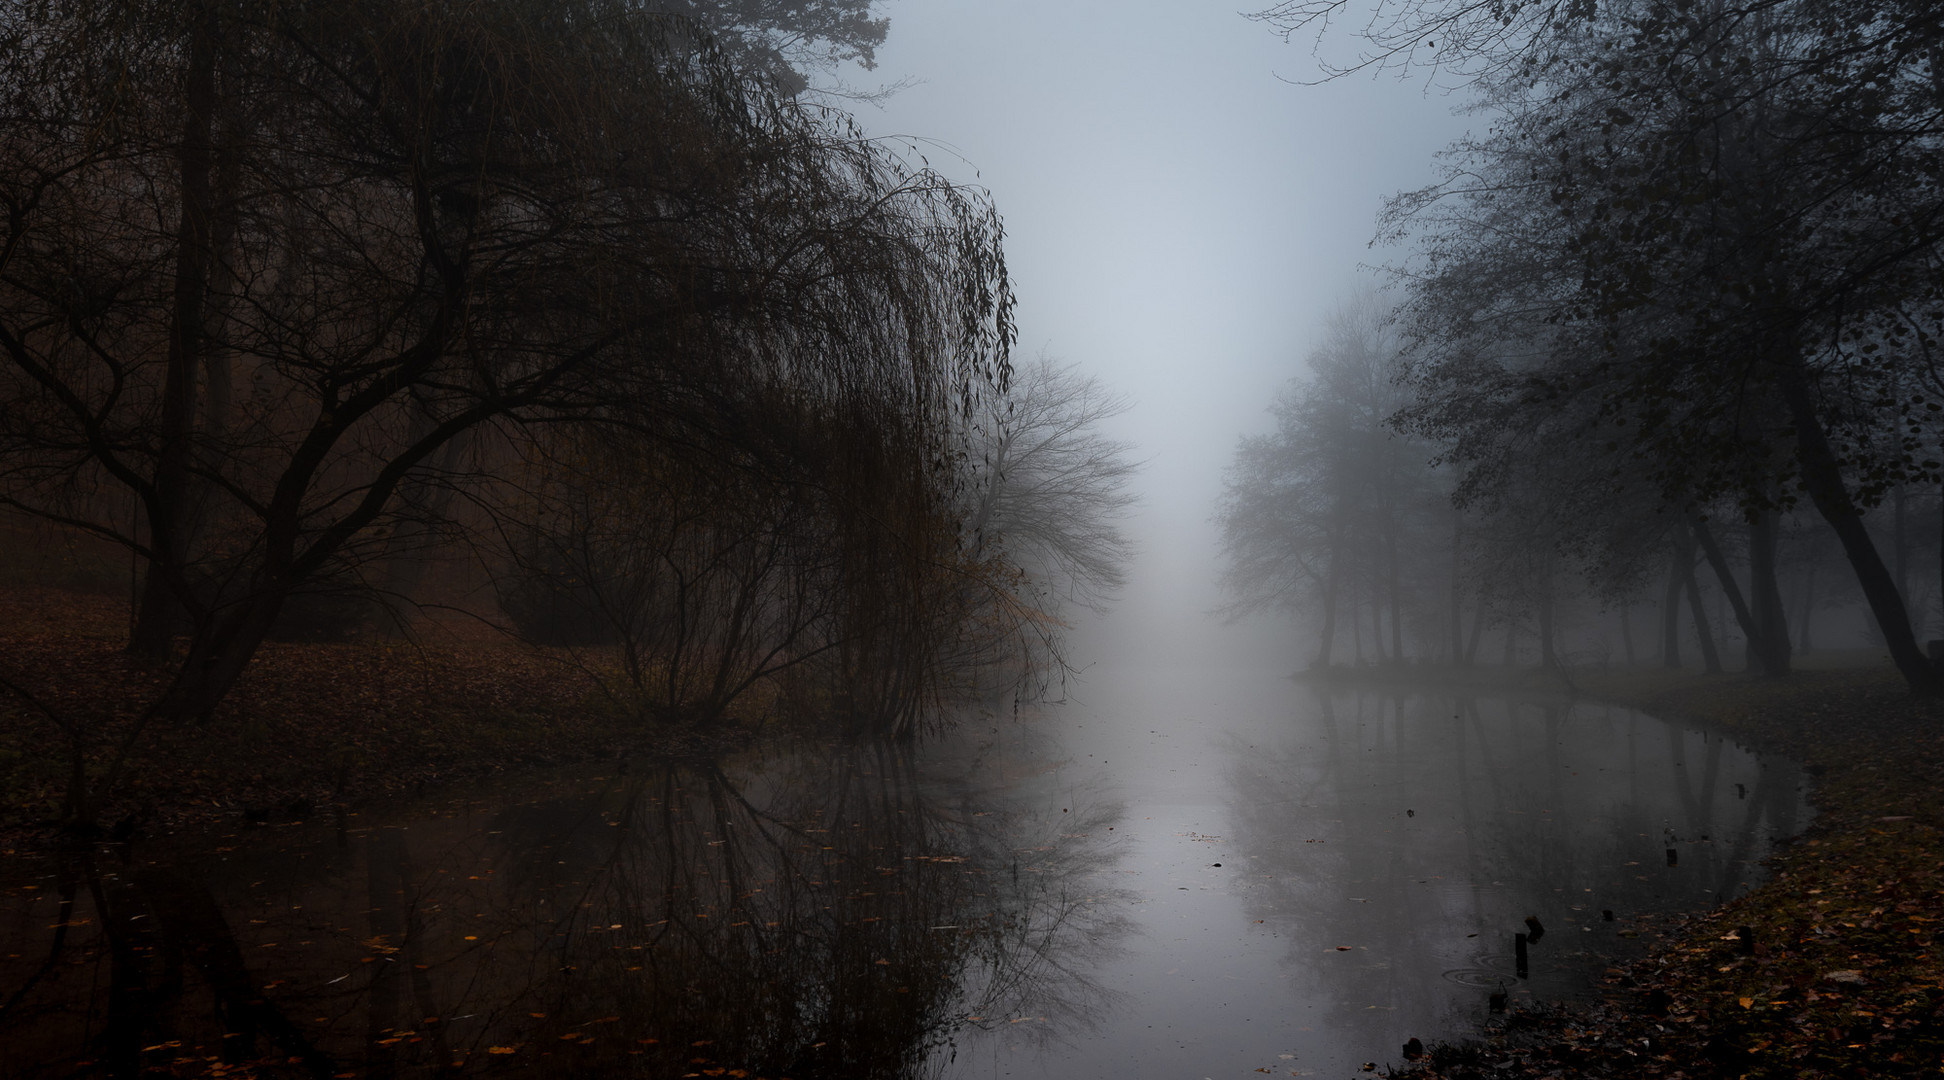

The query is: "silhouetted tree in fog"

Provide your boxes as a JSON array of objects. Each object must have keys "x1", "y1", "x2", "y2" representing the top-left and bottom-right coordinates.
[
  {"x1": 0, "y1": 0, "x2": 1014, "y2": 823},
  {"x1": 1361, "y1": 0, "x2": 1944, "y2": 688},
  {"x1": 652, "y1": 0, "x2": 890, "y2": 96},
  {"x1": 965, "y1": 354, "x2": 1140, "y2": 617},
  {"x1": 1219, "y1": 292, "x2": 1448, "y2": 666}
]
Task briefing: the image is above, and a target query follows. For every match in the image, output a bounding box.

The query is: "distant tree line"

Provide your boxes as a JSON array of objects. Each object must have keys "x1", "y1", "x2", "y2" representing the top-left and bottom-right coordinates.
[
  {"x1": 1219, "y1": 289, "x2": 1926, "y2": 674},
  {"x1": 1225, "y1": 0, "x2": 1944, "y2": 690},
  {"x1": 0, "y1": 0, "x2": 1135, "y2": 829}
]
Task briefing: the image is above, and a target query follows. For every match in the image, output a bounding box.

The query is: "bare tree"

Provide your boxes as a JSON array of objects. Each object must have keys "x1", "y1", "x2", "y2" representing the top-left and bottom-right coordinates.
[
  {"x1": 966, "y1": 354, "x2": 1139, "y2": 617},
  {"x1": 1377, "y1": 0, "x2": 1944, "y2": 686},
  {"x1": 1219, "y1": 291, "x2": 1446, "y2": 667},
  {"x1": 0, "y1": 0, "x2": 1014, "y2": 823},
  {"x1": 498, "y1": 428, "x2": 841, "y2": 727}
]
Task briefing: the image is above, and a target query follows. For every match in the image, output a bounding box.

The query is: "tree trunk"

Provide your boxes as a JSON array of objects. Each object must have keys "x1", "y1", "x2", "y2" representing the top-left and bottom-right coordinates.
[
  {"x1": 1387, "y1": 524, "x2": 1404, "y2": 663},
  {"x1": 1369, "y1": 589, "x2": 1388, "y2": 665},
  {"x1": 1689, "y1": 516, "x2": 1769, "y2": 673},
  {"x1": 1314, "y1": 547, "x2": 1340, "y2": 669},
  {"x1": 1449, "y1": 512, "x2": 1465, "y2": 665},
  {"x1": 158, "y1": 587, "x2": 290, "y2": 723},
  {"x1": 1747, "y1": 507, "x2": 1791, "y2": 676},
  {"x1": 1619, "y1": 604, "x2": 1636, "y2": 666},
  {"x1": 1684, "y1": 558, "x2": 1722, "y2": 674},
  {"x1": 1777, "y1": 362, "x2": 1933, "y2": 692},
  {"x1": 1797, "y1": 556, "x2": 1816, "y2": 653},
  {"x1": 191, "y1": 64, "x2": 245, "y2": 569},
  {"x1": 1894, "y1": 483, "x2": 1909, "y2": 607},
  {"x1": 1691, "y1": 513, "x2": 1790, "y2": 677},
  {"x1": 130, "y1": 9, "x2": 220, "y2": 661},
  {"x1": 1463, "y1": 595, "x2": 1486, "y2": 665},
  {"x1": 1350, "y1": 577, "x2": 1363, "y2": 665},
  {"x1": 1662, "y1": 544, "x2": 1685, "y2": 668},
  {"x1": 1536, "y1": 573, "x2": 1559, "y2": 669}
]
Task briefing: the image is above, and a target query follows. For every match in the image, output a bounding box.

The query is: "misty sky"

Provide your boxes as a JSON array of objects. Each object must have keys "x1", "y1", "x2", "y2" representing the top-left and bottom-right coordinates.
[{"x1": 850, "y1": 1, "x2": 1472, "y2": 667}]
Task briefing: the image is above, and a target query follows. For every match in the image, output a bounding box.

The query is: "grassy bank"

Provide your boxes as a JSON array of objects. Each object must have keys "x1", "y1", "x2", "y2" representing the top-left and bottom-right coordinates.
[
  {"x1": 1395, "y1": 663, "x2": 1944, "y2": 1079},
  {"x1": 0, "y1": 587, "x2": 700, "y2": 848}
]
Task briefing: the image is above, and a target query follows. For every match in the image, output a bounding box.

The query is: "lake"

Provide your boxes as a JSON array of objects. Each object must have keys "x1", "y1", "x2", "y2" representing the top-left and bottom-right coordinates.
[{"x1": 0, "y1": 664, "x2": 1808, "y2": 1078}]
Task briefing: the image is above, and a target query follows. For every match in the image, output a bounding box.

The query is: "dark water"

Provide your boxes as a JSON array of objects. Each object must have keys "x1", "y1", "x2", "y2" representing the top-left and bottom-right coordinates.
[{"x1": 0, "y1": 666, "x2": 1807, "y2": 1079}]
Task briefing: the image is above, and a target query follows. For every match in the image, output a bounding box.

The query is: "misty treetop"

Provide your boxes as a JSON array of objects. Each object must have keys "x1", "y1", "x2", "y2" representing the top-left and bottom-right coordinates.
[
  {"x1": 1226, "y1": 0, "x2": 1944, "y2": 690},
  {"x1": 1217, "y1": 293, "x2": 1443, "y2": 669},
  {"x1": 652, "y1": 0, "x2": 891, "y2": 96},
  {"x1": 0, "y1": 0, "x2": 1136, "y2": 833}
]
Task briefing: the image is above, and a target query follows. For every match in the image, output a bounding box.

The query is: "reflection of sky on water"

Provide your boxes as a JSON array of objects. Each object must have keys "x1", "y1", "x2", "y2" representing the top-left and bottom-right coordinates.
[
  {"x1": 0, "y1": 666, "x2": 1806, "y2": 1079},
  {"x1": 949, "y1": 667, "x2": 1807, "y2": 1079}
]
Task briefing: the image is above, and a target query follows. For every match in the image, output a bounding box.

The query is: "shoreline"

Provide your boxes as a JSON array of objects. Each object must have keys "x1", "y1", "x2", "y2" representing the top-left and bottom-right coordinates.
[
  {"x1": 8, "y1": 585, "x2": 1941, "y2": 1075},
  {"x1": 0, "y1": 587, "x2": 755, "y2": 851},
  {"x1": 1387, "y1": 664, "x2": 1944, "y2": 1078}
]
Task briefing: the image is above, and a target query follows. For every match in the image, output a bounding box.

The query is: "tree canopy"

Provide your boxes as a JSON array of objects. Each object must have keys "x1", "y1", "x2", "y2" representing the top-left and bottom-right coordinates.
[
  {"x1": 1386, "y1": 0, "x2": 1944, "y2": 688},
  {"x1": 0, "y1": 0, "x2": 1044, "y2": 824}
]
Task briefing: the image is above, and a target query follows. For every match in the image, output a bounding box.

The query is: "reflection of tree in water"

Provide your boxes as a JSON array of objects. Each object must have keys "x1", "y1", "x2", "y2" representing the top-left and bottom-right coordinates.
[
  {"x1": 1222, "y1": 689, "x2": 1802, "y2": 1067},
  {"x1": 0, "y1": 741, "x2": 1127, "y2": 1080},
  {"x1": 0, "y1": 847, "x2": 337, "y2": 1080},
  {"x1": 474, "y1": 744, "x2": 1127, "y2": 1077}
]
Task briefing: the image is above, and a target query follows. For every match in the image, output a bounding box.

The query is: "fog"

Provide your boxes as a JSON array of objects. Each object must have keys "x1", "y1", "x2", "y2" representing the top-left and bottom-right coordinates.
[
  {"x1": 11, "y1": 4, "x2": 1927, "y2": 1073},
  {"x1": 852, "y1": 0, "x2": 1470, "y2": 670}
]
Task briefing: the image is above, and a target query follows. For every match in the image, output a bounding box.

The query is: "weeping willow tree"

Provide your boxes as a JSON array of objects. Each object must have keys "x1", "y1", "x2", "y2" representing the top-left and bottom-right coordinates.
[
  {"x1": 439, "y1": 8, "x2": 1029, "y2": 738},
  {"x1": 0, "y1": 0, "x2": 1013, "y2": 823},
  {"x1": 496, "y1": 375, "x2": 995, "y2": 736}
]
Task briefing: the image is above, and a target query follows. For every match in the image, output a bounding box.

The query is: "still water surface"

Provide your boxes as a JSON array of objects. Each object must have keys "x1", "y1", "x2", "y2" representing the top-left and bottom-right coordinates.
[{"x1": 1, "y1": 665, "x2": 1807, "y2": 1079}]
